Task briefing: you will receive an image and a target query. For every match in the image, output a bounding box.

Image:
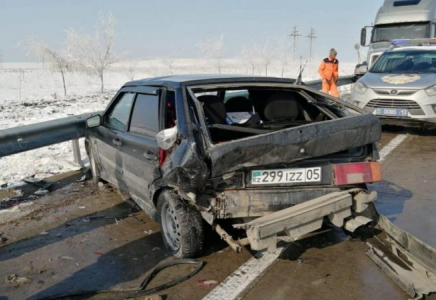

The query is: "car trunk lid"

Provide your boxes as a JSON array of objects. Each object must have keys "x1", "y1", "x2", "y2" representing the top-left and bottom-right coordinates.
[{"x1": 207, "y1": 114, "x2": 381, "y2": 177}]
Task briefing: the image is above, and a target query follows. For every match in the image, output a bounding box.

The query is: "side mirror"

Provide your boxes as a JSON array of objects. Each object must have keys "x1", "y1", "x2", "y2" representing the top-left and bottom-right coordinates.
[
  {"x1": 355, "y1": 62, "x2": 368, "y2": 76},
  {"x1": 156, "y1": 127, "x2": 178, "y2": 150},
  {"x1": 86, "y1": 115, "x2": 102, "y2": 128},
  {"x1": 360, "y1": 27, "x2": 367, "y2": 47}
]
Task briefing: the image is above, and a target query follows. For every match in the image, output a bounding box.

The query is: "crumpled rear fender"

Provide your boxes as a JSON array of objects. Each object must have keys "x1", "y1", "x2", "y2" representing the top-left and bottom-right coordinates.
[{"x1": 159, "y1": 139, "x2": 209, "y2": 202}]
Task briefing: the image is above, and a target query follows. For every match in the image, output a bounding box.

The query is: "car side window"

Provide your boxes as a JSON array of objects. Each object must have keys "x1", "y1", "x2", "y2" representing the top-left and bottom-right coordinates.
[
  {"x1": 105, "y1": 93, "x2": 135, "y2": 131},
  {"x1": 129, "y1": 93, "x2": 160, "y2": 137}
]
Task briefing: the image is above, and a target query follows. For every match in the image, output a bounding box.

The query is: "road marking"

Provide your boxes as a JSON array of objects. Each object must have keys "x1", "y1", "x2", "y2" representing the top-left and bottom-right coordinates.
[
  {"x1": 378, "y1": 134, "x2": 408, "y2": 162},
  {"x1": 203, "y1": 134, "x2": 409, "y2": 300},
  {"x1": 202, "y1": 249, "x2": 282, "y2": 300}
]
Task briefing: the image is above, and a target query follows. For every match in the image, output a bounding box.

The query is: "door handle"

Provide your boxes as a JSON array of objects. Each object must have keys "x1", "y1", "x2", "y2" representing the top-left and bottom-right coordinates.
[
  {"x1": 112, "y1": 138, "x2": 122, "y2": 147},
  {"x1": 143, "y1": 150, "x2": 158, "y2": 161}
]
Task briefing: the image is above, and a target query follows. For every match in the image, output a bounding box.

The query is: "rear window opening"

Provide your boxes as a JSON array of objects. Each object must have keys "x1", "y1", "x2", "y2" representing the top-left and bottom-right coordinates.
[{"x1": 188, "y1": 86, "x2": 352, "y2": 144}]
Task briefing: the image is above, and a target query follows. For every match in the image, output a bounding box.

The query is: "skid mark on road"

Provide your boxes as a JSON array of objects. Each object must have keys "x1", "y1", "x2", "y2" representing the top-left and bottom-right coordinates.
[
  {"x1": 203, "y1": 133, "x2": 409, "y2": 300},
  {"x1": 379, "y1": 134, "x2": 408, "y2": 162}
]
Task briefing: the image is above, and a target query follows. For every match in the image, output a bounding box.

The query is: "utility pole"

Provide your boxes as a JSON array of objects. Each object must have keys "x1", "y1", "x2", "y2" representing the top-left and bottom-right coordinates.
[
  {"x1": 289, "y1": 26, "x2": 301, "y2": 61},
  {"x1": 307, "y1": 28, "x2": 317, "y2": 60}
]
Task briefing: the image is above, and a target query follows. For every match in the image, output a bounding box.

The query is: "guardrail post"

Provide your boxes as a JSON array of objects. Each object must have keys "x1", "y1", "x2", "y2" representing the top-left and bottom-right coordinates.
[{"x1": 72, "y1": 139, "x2": 84, "y2": 168}]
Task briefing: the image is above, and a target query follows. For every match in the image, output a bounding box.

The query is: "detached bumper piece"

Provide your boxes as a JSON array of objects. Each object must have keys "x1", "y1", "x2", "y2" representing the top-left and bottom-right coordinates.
[
  {"x1": 234, "y1": 189, "x2": 376, "y2": 252},
  {"x1": 366, "y1": 215, "x2": 436, "y2": 298}
]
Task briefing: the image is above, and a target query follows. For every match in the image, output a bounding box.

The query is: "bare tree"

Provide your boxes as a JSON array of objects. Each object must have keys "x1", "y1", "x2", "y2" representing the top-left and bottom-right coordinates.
[
  {"x1": 276, "y1": 39, "x2": 292, "y2": 77},
  {"x1": 23, "y1": 38, "x2": 72, "y2": 96},
  {"x1": 241, "y1": 46, "x2": 257, "y2": 75},
  {"x1": 17, "y1": 69, "x2": 25, "y2": 101},
  {"x1": 124, "y1": 58, "x2": 139, "y2": 81},
  {"x1": 256, "y1": 39, "x2": 276, "y2": 76},
  {"x1": 67, "y1": 12, "x2": 120, "y2": 93},
  {"x1": 161, "y1": 49, "x2": 181, "y2": 75},
  {"x1": 198, "y1": 34, "x2": 225, "y2": 73}
]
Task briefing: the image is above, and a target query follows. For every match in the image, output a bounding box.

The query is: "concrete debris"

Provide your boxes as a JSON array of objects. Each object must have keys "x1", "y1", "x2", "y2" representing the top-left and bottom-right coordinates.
[
  {"x1": 77, "y1": 175, "x2": 87, "y2": 182},
  {"x1": 0, "y1": 232, "x2": 8, "y2": 244},
  {"x1": 59, "y1": 256, "x2": 75, "y2": 261},
  {"x1": 345, "y1": 216, "x2": 373, "y2": 232},
  {"x1": 14, "y1": 189, "x2": 24, "y2": 197},
  {"x1": 98, "y1": 182, "x2": 106, "y2": 191},
  {"x1": 39, "y1": 231, "x2": 49, "y2": 236},
  {"x1": 197, "y1": 280, "x2": 219, "y2": 288},
  {"x1": 24, "y1": 178, "x2": 53, "y2": 190},
  {"x1": 5, "y1": 274, "x2": 32, "y2": 285},
  {"x1": 34, "y1": 189, "x2": 49, "y2": 196},
  {"x1": 144, "y1": 230, "x2": 154, "y2": 235}
]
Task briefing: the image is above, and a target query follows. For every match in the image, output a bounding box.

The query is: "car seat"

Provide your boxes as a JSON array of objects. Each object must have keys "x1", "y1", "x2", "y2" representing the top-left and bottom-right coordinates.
[
  {"x1": 225, "y1": 96, "x2": 254, "y2": 113},
  {"x1": 263, "y1": 92, "x2": 301, "y2": 121}
]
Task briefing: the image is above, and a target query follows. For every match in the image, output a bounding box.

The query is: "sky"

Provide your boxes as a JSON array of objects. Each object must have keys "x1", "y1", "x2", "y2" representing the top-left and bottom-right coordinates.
[{"x1": 0, "y1": 0, "x2": 382, "y2": 63}]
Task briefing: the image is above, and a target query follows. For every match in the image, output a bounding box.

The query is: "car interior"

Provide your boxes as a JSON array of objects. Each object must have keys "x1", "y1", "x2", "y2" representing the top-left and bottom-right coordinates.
[{"x1": 191, "y1": 87, "x2": 346, "y2": 144}]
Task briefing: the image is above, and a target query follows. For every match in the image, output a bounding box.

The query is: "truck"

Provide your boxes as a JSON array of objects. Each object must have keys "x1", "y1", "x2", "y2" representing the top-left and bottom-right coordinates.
[{"x1": 359, "y1": 0, "x2": 436, "y2": 70}]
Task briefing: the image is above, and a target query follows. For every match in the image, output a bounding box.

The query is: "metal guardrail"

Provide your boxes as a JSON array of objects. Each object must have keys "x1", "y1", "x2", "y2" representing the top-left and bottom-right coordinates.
[
  {"x1": 305, "y1": 75, "x2": 357, "y2": 91},
  {"x1": 0, "y1": 76, "x2": 357, "y2": 165},
  {"x1": 0, "y1": 112, "x2": 101, "y2": 166}
]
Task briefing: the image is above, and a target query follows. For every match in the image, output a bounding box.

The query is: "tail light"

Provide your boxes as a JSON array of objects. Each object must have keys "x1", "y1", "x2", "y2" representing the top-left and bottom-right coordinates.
[
  {"x1": 333, "y1": 162, "x2": 381, "y2": 186},
  {"x1": 158, "y1": 148, "x2": 167, "y2": 167}
]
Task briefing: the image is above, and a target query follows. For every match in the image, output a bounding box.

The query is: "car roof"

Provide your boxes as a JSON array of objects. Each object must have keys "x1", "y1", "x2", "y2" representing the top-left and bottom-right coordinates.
[{"x1": 124, "y1": 74, "x2": 296, "y2": 88}]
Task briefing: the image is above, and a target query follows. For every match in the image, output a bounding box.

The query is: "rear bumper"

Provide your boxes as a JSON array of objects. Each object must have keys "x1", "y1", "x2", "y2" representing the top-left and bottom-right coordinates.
[
  {"x1": 234, "y1": 189, "x2": 376, "y2": 251},
  {"x1": 218, "y1": 187, "x2": 341, "y2": 219}
]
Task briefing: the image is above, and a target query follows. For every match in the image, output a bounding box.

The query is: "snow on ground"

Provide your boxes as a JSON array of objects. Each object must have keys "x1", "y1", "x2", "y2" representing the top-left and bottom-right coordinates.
[{"x1": 0, "y1": 59, "x2": 356, "y2": 187}]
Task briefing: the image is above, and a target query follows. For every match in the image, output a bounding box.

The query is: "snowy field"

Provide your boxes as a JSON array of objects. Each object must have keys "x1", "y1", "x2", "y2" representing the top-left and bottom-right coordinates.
[{"x1": 0, "y1": 59, "x2": 356, "y2": 187}]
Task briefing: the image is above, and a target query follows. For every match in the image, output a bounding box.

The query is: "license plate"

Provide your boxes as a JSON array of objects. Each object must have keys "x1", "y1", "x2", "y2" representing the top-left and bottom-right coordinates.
[
  {"x1": 375, "y1": 108, "x2": 408, "y2": 117},
  {"x1": 251, "y1": 167, "x2": 322, "y2": 185}
]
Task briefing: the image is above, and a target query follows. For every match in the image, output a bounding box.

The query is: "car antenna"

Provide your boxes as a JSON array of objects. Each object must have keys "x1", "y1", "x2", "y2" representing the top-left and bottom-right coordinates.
[{"x1": 296, "y1": 56, "x2": 308, "y2": 85}]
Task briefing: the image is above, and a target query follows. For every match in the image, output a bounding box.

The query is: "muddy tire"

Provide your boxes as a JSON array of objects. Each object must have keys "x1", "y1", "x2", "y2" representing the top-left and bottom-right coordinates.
[
  {"x1": 157, "y1": 190, "x2": 205, "y2": 258},
  {"x1": 89, "y1": 148, "x2": 100, "y2": 183}
]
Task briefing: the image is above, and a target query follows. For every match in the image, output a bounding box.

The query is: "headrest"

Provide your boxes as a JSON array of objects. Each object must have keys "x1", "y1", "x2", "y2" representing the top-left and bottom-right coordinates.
[
  {"x1": 225, "y1": 96, "x2": 253, "y2": 112},
  {"x1": 197, "y1": 95, "x2": 227, "y2": 124},
  {"x1": 264, "y1": 92, "x2": 300, "y2": 121}
]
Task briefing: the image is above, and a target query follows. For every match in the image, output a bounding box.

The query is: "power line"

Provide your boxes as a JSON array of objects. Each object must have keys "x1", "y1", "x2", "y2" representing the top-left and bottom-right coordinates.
[
  {"x1": 307, "y1": 28, "x2": 317, "y2": 60},
  {"x1": 289, "y1": 26, "x2": 301, "y2": 61}
]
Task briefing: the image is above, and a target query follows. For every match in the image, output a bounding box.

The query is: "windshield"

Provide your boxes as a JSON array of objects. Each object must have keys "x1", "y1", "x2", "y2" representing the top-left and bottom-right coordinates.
[
  {"x1": 370, "y1": 50, "x2": 436, "y2": 74},
  {"x1": 372, "y1": 23, "x2": 430, "y2": 43}
]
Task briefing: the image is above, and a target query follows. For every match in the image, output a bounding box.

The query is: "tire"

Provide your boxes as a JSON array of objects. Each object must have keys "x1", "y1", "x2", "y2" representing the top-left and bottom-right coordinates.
[
  {"x1": 157, "y1": 190, "x2": 205, "y2": 258},
  {"x1": 88, "y1": 147, "x2": 101, "y2": 183}
]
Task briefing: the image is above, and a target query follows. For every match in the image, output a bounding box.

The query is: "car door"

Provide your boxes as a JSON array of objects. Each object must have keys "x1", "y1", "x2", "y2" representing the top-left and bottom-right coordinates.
[
  {"x1": 120, "y1": 90, "x2": 162, "y2": 212},
  {"x1": 94, "y1": 92, "x2": 135, "y2": 189}
]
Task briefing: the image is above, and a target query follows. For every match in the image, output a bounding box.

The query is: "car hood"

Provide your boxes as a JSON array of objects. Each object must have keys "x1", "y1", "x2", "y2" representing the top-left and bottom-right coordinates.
[
  {"x1": 362, "y1": 72, "x2": 436, "y2": 89},
  {"x1": 208, "y1": 114, "x2": 381, "y2": 177}
]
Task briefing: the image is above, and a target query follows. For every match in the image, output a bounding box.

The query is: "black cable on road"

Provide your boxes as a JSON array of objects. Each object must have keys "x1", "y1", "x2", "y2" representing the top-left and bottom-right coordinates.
[{"x1": 38, "y1": 259, "x2": 204, "y2": 300}]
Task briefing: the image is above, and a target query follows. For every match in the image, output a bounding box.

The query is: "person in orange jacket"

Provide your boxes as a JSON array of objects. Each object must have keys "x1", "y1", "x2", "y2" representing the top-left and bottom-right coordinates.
[{"x1": 318, "y1": 48, "x2": 340, "y2": 98}]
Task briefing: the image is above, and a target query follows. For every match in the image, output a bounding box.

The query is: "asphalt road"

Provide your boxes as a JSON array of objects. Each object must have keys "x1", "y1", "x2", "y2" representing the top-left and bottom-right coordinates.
[{"x1": 0, "y1": 127, "x2": 435, "y2": 300}]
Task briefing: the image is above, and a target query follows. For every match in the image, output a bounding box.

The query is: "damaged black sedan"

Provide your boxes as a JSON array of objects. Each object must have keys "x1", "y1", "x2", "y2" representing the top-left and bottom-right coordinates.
[{"x1": 85, "y1": 75, "x2": 382, "y2": 257}]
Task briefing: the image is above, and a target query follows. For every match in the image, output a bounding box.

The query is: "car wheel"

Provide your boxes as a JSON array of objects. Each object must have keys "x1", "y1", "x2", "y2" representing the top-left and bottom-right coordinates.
[
  {"x1": 89, "y1": 148, "x2": 101, "y2": 183},
  {"x1": 157, "y1": 190, "x2": 205, "y2": 258}
]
